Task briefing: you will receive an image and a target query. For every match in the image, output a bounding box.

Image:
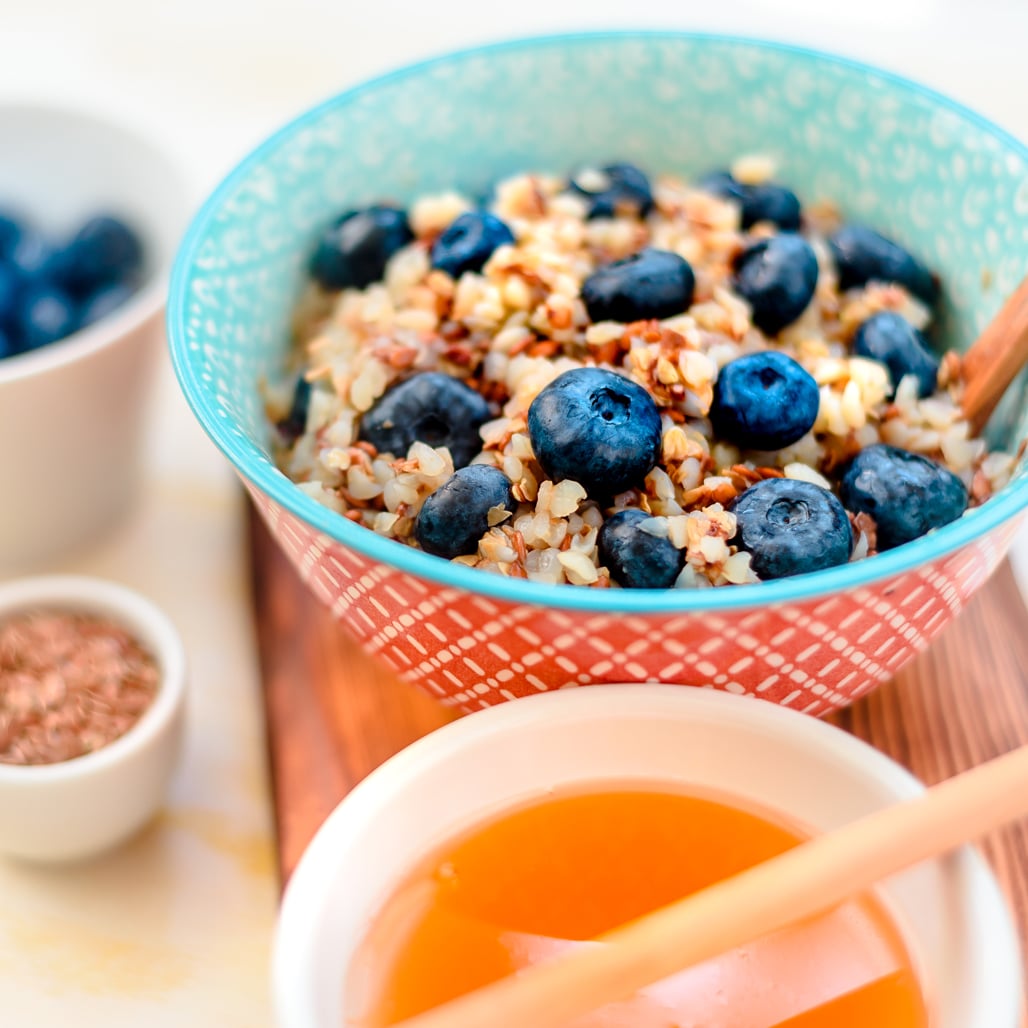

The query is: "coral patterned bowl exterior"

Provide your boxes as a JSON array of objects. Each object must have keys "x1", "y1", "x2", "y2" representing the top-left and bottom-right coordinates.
[{"x1": 169, "y1": 33, "x2": 1028, "y2": 716}]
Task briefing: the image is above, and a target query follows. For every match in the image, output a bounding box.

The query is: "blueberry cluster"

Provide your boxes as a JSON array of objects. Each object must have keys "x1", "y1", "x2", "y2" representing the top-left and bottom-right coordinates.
[
  {"x1": 292, "y1": 162, "x2": 971, "y2": 585},
  {"x1": 0, "y1": 210, "x2": 143, "y2": 360}
]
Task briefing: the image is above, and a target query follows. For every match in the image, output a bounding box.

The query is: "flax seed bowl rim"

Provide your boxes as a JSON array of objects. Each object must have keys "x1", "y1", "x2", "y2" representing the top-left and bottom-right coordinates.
[
  {"x1": 168, "y1": 30, "x2": 1028, "y2": 615},
  {"x1": 0, "y1": 575, "x2": 186, "y2": 784}
]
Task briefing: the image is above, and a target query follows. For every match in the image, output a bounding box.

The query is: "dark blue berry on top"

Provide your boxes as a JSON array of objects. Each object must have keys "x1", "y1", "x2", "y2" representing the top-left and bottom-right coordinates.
[
  {"x1": 853, "y1": 311, "x2": 939, "y2": 398},
  {"x1": 9, "y1": 229, "x2": 59, "y2": 281},
  {"x1": 839, "y1": 444, "x2": 967, "y2": 551},
  {"x1": 0, "y1": 325, "x2": 16, "y2": 359},
  {"x1": 415, "y1": 464, "x2": 517, "y2": 559},
  {"x1": 0, "y1": 210, "x2": 23, "y2": 260},
  {"x1": 59, "y1": 215, "x2": 143, "y2": 294},
  {"x1": 310, "y1": 205, "x2": 413, "y2": 290},
  {"x1": 730, "y1": 478, "x2": 852, "y2": 580},
  {"x1": 0, "y1": 261, "x2": 22, "y2": 329},
  {"x1": 358, "y1": 371, "x2": 491, "y2": 469},
  {"x1": 700, "y1": 171, "x2": 802, "y2": 230},
  {"x1": 598, "y1": 508, "x2": 684, "y2": 589},
  {"x1": 828, "y1": 225, "x2": 938, "y2": 305},
  {"x1": 569, "y1": 162, "x2": 654, "y2": 220},
  {"x1": 277, "y1": 376, "x2": 312, "y2": 442},
  {"x1": 78, "y1": 282, "x2": 137, "y2": 329},
  {"x1": 430, "y1": 211, "x2": 515, "y2": 278},
  {"x1": 527, "y1": 366, "x2": 662, "y2": 498},
  {"x1": 16, "y1": 283, "x2": 78, "y2": 351},
  {"x1": 581, "y1": 248, "x2": 695, "y2": 324},
  {"x1": 710, "y1": 351, "x2": 820, "y2": 452},
  {"x1": 732, "y1": 234, "x2": 819, "y2": 335}
]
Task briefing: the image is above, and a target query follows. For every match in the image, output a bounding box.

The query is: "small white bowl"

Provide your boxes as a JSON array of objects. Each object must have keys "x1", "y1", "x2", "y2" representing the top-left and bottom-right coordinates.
[
  {"x1": 0, "y1": 575, "x2": 186, "y2": 862},
  {"x1": 274, "y1": 685, "x2": 1023, "y2": 1028},
  {"x1": 0, "y1": 101, "x2": 194, "y2": 569}
]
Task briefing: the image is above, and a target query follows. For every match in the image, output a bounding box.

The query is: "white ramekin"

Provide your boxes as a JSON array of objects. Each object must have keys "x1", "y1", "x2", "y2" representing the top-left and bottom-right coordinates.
[
  {"x1": 0, "y1": 575, "x2": 187, "y2": 862},
  {"x1": 274, "y1": 684, "x2": 1022, "y2": 1028},
  {"x1": 0, "y1": 101, "x2": 195, "y2": 569}
]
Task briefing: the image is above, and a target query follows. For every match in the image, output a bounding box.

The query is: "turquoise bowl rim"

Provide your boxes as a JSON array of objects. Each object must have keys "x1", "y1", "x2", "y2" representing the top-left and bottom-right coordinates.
[{"x1": 168, "y1": 29, "x2": 1028, "y2": 615}]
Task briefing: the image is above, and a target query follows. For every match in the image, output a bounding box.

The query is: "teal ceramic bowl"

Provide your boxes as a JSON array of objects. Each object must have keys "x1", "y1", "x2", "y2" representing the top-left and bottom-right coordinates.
[{"x1": 168, "y1": 32, "x2": 1028, "y2": 716}]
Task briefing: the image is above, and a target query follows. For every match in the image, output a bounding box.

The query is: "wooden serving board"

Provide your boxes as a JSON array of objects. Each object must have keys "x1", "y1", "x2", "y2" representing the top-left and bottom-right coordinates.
[{"x1": 247, "y1": 501, "x2": 1028, "y2": 983}]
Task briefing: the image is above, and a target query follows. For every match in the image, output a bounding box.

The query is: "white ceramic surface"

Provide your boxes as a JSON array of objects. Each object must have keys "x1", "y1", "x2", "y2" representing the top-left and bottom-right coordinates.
[
  {"x1": 0, "y1": 103, "x2": 193, "y2": 570},
  {"x1": 275, "y1": 685, "x2": 1022, "y2": 1028},
  {"x1": 0, "y1": 575, "x2": 187, "y2": 862}
]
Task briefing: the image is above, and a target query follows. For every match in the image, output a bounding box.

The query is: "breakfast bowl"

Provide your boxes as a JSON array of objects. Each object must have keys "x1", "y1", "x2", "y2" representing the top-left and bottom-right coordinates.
[
  {"x1": 168, "y1": 33, "x2": 1028, "y2": 716},
  {"x1": 0, "y1": 575, "x2": 187, "y2": 862},
  {"x1": 273, "y1": 685, "x2": 1022, "y2": 1027},
  {"x1": 0, "y1": 101, "x2": 194, "y2": 569}
]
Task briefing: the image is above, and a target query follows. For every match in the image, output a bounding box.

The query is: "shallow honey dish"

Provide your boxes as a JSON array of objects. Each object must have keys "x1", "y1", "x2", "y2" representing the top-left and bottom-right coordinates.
[
  {"x1": 168, "y1": 32, "x2": 1028, "y2": 714},
  {"x1": 272, "y1": 685, "x2": 1022, "y2": 1027}
]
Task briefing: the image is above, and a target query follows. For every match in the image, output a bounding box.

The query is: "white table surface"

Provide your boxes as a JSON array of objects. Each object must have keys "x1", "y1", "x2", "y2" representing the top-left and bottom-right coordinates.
[{"x1": 1, "y1": 2, "x2": 1027, "y2": 1024}]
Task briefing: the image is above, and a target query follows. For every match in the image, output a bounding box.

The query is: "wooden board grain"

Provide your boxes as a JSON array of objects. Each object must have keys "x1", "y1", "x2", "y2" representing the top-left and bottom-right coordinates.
[{"x1": 247, "y1": 502, "x2": 1028, "y2": 987}]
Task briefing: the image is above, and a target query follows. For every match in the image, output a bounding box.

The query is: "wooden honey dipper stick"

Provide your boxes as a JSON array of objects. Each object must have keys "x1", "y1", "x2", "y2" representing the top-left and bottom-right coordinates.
[
  {"x1": 395, "y1": 743, "x2": 1028, "y2": 1028},
  {"x1": 961, "y1": 275, "x2": 1028, "y2": 434}
]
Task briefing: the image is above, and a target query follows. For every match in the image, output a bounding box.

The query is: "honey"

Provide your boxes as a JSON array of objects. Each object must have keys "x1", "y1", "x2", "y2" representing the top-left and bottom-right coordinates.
[{"x1": 346, "y1": 788, "x2": 928, "y2": 1027}]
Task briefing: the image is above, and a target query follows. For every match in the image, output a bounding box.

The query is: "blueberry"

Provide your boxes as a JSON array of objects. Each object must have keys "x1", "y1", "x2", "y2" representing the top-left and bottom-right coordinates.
[
  {"x1": 598, "y1": 508, "x2": 684, "y2": 588},
  {"x1": 61, "y1": 215, "x2": 143, "y2": 293},
  {"x1": 839, "y1": 443, "x2": 967, "y2": 551},
  {"x1": 9, "y1": 229, "x2": 59, "y2": 280},
  {"x1": 358, "y1": 371, "x2": 491, "y2": 468},
  {"x1": 277, "y1": 376, "x2": 312, "y2": 441},
  {"x1": 79, "y1": 282, "x2": 136, "y2": 328},
  {"x1": 732, "y1": 234, "x2": 818, "y2": 335},
  {"x1": 0, "y1": 210, "x2": 23, "y2": 260},
  {"x1": 430, "y1": 211, "x2": 515, "y2": 278},
  {"x1": 0, "y1": 261, "x2": 22, "y2": 328},
  {"x1": 16, "y1": 283, "x2": 78, "y2": 350},
  {"x1": 730, "y1": 478, "x2": 852, "y2": 580},
  {"x1": 581, "y1": 248, "x2": 695, "y2": 324},
  {"x1": 853, "y1": 311, "x2": 939, "y2": 399},
  {"x1": 828, "y1": 225, "x2": 937, "y2": 305},
  {"x1": 0, "y1": 325, "x2": 17, "y2": 359},
  {"x1": 415, "y1": 464, "x2": 517, "y2": 559},
  {"x1": 569, "y1": 162, "x2": 654, "y2": 220},
  {"x1": 710, "y1": 351, "x2": 820, "y2": 451},
  {"x1": 700, "y1": 171, "x2": 802, "y2": 230},
  {"x1": 527, "y1": 367, "x2": 662, "y2": 497},
  {"x1": 310, "y1": 205, "x2": 413, "y2": 290}
]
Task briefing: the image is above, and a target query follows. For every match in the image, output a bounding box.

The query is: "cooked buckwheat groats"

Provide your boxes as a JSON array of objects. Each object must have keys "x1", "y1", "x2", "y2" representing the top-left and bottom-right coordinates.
[{"x1": 264, "y1": 159, "x2": 1019, "y2": 589}]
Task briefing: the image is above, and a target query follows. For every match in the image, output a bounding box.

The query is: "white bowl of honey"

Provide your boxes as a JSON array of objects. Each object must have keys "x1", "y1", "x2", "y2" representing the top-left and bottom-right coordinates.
[{"x1": 273, "y1": 685, "x2": 1022, "y2": 1028}]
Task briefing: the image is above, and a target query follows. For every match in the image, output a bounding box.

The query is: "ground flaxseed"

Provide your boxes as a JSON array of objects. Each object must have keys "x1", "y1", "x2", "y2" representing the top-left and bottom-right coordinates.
[{"x1": 0, "y1": 610, "x2": 159, "y2": 766}]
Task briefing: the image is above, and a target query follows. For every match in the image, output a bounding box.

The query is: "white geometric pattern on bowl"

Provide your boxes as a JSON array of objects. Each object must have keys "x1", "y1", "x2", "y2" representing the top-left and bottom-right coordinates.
[{"x1": 251, "y1": 486, "x2": 1021, "y2": 714}]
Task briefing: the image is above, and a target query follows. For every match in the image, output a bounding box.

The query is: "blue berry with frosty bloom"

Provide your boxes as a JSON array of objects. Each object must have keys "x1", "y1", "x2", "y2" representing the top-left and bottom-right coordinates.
[
  {"x1": 732, "y1": 234, "x2": 818, "y2": 335},
  {"x1": 415, "y1": 464, "x2": 517, "y2": 559},
  {"x1": 60, "y1": 215, "x2": 143, "y2": 293},
  {"x1": 359, "y1": 371, "x2": 491, "y2": 469},
  {"x1": 731, "y1": 478, "x2": 852, "y2": 580},
  {"x1": 709, "y1": 351, "x2": 820, "y2": 452},
  {"x1": 853, "y1": 311, "x2": 939, "y2": 398},
  {"x1": 430, "y1": 211, "x2": 515, "y2": 278},
  {"x1": 700, "y1": 171, "x2": 802, "y2": 230},
  {"x1": 581, "y1": 248, "x2": 695, "y2": 324},
  {"x1": 569, "y1": 162, "x2": 654, "y2": 220},
  {"x1": 310, "y1": 205, "x2": 413, "y2": 290},
  {"x1": 828, "y1": 225, "x2": 938, "y2": 305},
  {"x1": 16, "y1": 283, "x2": 78, "y2": 351},
  {"x1": 527, "y1": 367, "x2": 662, "y2": 498},
  {"x1": 839, "y1": 444, "x2": 967, "y2": 551},
  {"x1": 598, "y1": 508, "x2": 684, "y2": 589}
]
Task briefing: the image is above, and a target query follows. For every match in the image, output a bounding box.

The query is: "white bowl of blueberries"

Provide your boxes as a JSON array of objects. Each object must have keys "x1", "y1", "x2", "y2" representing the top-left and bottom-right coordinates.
[{"x1": 0, "y1": 101, "x2": 193, "y2": 568}]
